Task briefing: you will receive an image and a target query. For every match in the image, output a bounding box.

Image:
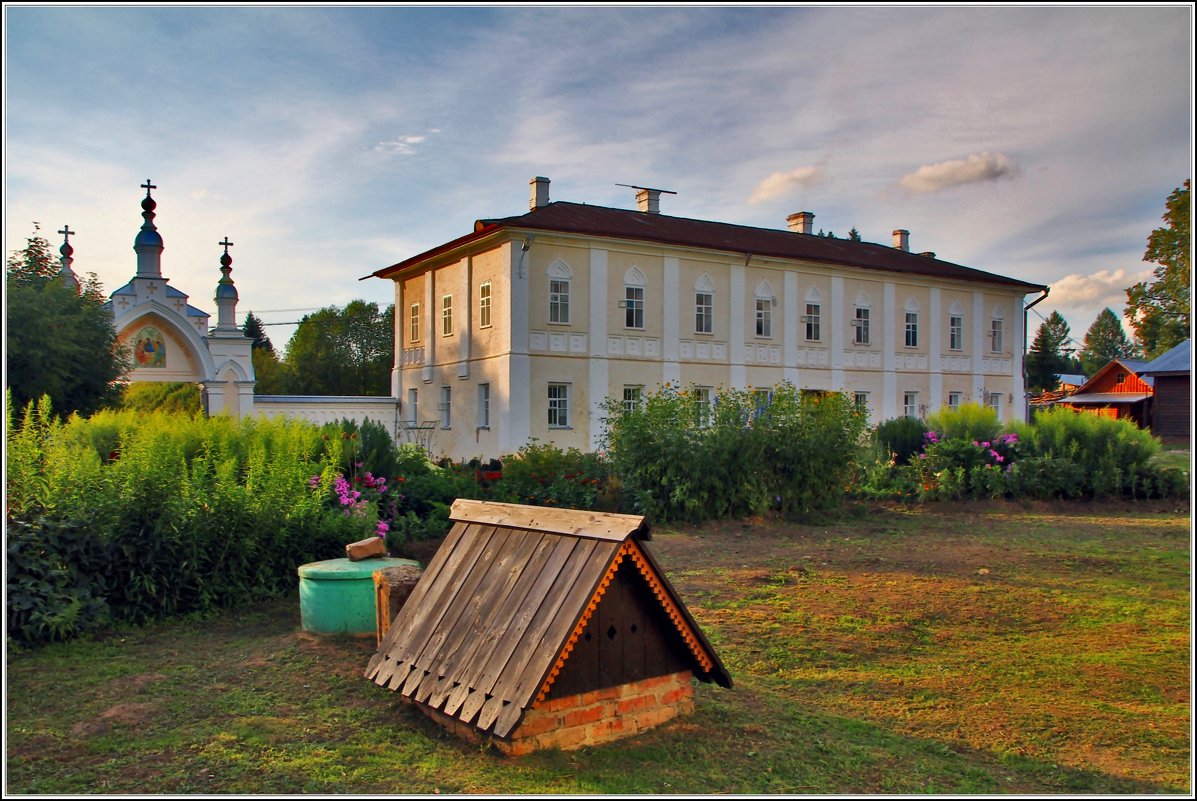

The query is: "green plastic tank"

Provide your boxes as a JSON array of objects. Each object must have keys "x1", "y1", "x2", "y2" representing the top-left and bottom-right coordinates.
[{"x1": 298, "y1": 556, "x2": 421, "y2": 635}]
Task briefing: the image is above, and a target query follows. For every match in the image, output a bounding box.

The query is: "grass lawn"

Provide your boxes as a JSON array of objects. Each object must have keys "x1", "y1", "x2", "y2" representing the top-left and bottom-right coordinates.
[{"x1": 5, "y1": 499, "x2": 1191, "y2": 794}]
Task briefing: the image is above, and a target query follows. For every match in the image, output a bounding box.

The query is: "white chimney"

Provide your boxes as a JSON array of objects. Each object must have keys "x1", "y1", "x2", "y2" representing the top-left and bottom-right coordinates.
[
  {"x1": 529, "y1": 176, "x2": 550, "y2": 210},
  {"x1": 636, "y1": 187, "x2": 661, "y2": 214},
  {"x1": 892, "y1": 229, "x2": 910, "y2": 252},
  {"x1": 786, "y1": 211, "x2": 815, "y2": 234}
]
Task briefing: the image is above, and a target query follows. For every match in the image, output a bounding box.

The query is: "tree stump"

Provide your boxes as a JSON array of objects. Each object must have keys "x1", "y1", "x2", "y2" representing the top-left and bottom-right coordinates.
[{"x1": 374, "y1": 564, "x2": 423, "y2": 646}]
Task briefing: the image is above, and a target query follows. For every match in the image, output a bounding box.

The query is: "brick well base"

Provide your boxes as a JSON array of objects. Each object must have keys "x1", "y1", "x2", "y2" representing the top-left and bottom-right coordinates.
[{"x1": 415, "y1": 670, "x2": 696, "y2": 755}]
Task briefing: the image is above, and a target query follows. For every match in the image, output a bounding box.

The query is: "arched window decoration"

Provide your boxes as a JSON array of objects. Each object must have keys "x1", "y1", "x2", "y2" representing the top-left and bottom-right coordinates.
[
  {"x1": 695, "y1": 273, "x2": 715, "y2": 334},
  {"x1": 548, "y1": 258, "x2": 572, "y2": 324},
  {"x1": 948, "y1": 301, "x2": 965, "y2": 351},
  {"x1": 904, "y1": 297, "x2": 920, "y2": 348},
  {"x1": 623, "y1": 266, "x2": 646, "y2": 329},
  {"x1": 852, "y1": 292, "x2": 872, "y2": 345},
  {"x1": 753, "y1": 281, "x2": 775, "y2": 338},
  {"x1": 804, "y1": 286, "x2": 822, "y2": 341}
]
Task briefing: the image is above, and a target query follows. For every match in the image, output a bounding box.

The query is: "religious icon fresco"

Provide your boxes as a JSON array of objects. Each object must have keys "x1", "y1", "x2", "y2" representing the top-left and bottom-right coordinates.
[{"x1": 133, "y1": 326, "x2": 166, "y2": 368}]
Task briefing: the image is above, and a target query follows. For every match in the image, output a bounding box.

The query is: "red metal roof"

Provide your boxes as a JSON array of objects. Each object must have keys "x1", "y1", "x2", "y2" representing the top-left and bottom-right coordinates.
[{"x1": 370, "y1": 202, "x2": 1047, "y2": 292}]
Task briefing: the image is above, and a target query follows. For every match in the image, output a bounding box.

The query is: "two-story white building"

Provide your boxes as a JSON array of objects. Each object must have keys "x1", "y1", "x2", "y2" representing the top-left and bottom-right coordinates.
[{"x1": 370, "y1": 178, "x2": 1047, "y2": 462}]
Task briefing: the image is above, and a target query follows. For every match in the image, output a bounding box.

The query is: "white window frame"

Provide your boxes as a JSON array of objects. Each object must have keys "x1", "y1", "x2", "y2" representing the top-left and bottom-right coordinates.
[
  {"x1": 624, "y1": 285, "x2": 645, "y2": 329},
  {"x1": 441, "y1": 294, "x2": 453, "y2": 337},
  {"x1": 439, "y1": 385, "x2": 451, "y2": 429},
  {"x1": 853, "y1": 307, "x2": 871, "y2": 345},
  {"x1": 755, "y1": 298, "x2": 772, "y2": 338},
  {"x1": 548, "y1": 383, "x2": 571, "y2": 428},
  {"x1": 409, "y1": 302, "x2": 421, "y2": 344},
  {"x1": 987, "y1": 392, "x2": 1002, "y2": 414},
  {"x1": 949, "y1": 315, "x2": 963, "y2": 351},
  {"x1": 804, "y1": 302, "x2": 821, "y2": 341},
  {"x1": 694, "y1": 386, "x2": 713, "y2": 428},
  {"x1": 622, "y1": 385, "x2": 643, "y2": 415},
  {"x1": 406, "y1": 388, "x2": 418, "y2": 425},
  {"x1": 695, "y1": 291, "x2": 713, "y2": 334},
  {"x1": 477, "y1": 383, "x2": 490, "y2": 428},
  {"x1": 948, "y1": 391, "x2": 963, "y2": 411},
  {"x1": 990, "y1": 319, "x2": 1004, "y2": 353},
  {"x1": 549, "y1": 279, "x2": 571, "y2": 324},
  {"x1": 904, "y1": 391, "x2": 919, "y2": 419},
  {"x1": 905, "y1": 311, "x2": 919, "y2": 348},
  {"x1": 479, "y1": 282, "x2": 492, "y2": 329},
  {"x1": 853, "y1": 391, "x2": 870, "y2": 413}
]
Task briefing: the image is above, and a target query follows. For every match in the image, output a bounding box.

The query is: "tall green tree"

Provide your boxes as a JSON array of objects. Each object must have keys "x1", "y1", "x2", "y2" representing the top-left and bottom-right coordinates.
[
  {"x1": 241, "y1": 311, "x2": 274, "y2": 354},
  {"x1": 1079, "y1": 308, "x2": 1134, "y2": 376},
  {"x1": 1125, "y1": 180, "x2": 1190, "y2": 358},
  {"x1": 281, "y1": 300, "x2": 394, "y2": 395},
  {"x1": 6, "y1": 232, "x2": 130, "y2": 416},
  {"x1": 1025, "y1": 311, "x2": 1073, "y2": 392}
]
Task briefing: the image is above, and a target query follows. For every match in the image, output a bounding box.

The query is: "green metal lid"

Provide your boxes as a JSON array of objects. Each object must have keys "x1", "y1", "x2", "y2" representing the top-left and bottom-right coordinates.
[{"x1": 298, "y1": 556, "x2": 421, "y2": 581}]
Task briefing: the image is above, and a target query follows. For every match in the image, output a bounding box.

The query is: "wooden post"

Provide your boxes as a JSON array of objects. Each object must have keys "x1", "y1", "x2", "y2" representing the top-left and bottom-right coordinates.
[{"x1": 374, "y1": 565, "x2": 423, "y2": 646}]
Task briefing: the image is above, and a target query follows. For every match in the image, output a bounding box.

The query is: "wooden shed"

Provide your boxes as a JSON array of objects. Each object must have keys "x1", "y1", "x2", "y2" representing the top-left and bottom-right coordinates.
[
  {"x1": 1057, "y1": 358, "x2": 1154, "y2": 427},
  {"x1": 1138, "y1": 339, "x2": 1191, "y2": 445},
  {"x1": 365, "y1": 499, "x2": 731, "y2": 754}
]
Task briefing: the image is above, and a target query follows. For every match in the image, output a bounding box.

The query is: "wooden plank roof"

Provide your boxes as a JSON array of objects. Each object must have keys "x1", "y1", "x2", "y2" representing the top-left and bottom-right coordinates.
[{"x1": 365, "y1": 500, "x2": 730, "y2": 739}]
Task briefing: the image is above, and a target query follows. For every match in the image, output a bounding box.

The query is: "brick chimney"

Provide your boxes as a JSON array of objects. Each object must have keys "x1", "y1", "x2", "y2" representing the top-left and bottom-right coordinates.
[
  {"x1": 530, "y1": 177, "x2": 550, "y2": 210},
  {"x1": 636, "y1": 188, "x2": 662, "y2": 214},
  {"x1": 786, "y1": 212, "x2": 815, "y2": 234},
  {"x1": 892, "y1": 229, "x2": 910, "y2": 252}
]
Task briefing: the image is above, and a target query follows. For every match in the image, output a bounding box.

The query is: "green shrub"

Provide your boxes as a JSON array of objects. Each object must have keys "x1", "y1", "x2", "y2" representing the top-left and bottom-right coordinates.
[
  {"x1": 117, "y1": 381, "x2": 203, "y2": 415},
  {"x1": 925, "y1": 402, "x2": 1001, "y2": 444},
  {"x1": 491, "y1": 441, "x2": 606, "y2": 510},
  {"x1": 874, "y1": 416, "x2": 928, "y2": 465}
]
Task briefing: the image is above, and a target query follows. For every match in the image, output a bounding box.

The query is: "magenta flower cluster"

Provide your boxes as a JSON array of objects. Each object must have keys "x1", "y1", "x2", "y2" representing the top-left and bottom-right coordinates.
[{"x1": 310, "y1": 468, "x2": 394, "y2": 538}]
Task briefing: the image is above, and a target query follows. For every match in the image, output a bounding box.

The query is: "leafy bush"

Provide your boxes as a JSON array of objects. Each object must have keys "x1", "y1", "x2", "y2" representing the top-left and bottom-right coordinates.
[
  {"x1": 117, "y1": 381, "x2": 203, "y2": 414},
  {"x1": 491, "y1": 441, "x2": 606, "y2": 510},
  {"x1": 926, "y1": 402, "x2": 1001, "y2": 444},
  {"x1": 601, "y1": 383, "x2": 866, "y2": 523},
  {"x1": 874, "y1": 416, "x2": 928, "y2": 465}
]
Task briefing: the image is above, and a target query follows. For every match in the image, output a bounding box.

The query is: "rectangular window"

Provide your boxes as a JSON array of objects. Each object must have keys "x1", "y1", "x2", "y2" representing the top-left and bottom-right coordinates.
[
  {"x1": 439, "y1": 385, "x2": 451, "y2": 429},
  {"x1": 987, "y1": 392, "x2": 1002, "y2": 414},
  {"x1": 949, "y1": 315, "x2": 963, "y2": 350},
  {"x1": 441, "y1": 295, "x2": 453, "y2": 337},
  {"x1": 407, "y1": 388, "x2": 418, "y2": 424},
  {"x1": 948, "y1": 391, "x2": 963, "y2": 411},
  {"x1": 548, "y1": 383, "x2": 570, "y2": 428},
  {"x1": 694, "y1": 386, "x2": 712, "y2": 427},
  {"x1": 904, "y1": 391, "x2": 919, "y2": 419},
  {"x1": 990, "y1": 319, "x2": 1004, "y2": 352},
  {"x1": 477, "y1": 383, "x2": 490, "y2": 428},
  {"x1": 410, "y1": 302, "x2": 420, "y2": 343},
  {"x1": 695, "y1": 292, "x2": 713, "y2": 334},
  {"x1": 755, "y1": 298, "x2": 772, "y2": 338},
  {"x1": 549, "y1": 279, "x2": 570, "y2": 324},
  {"x1": 853, "y1": 391, "x2": 869, "y2": 412},
  {"x1": 854, "y1": 307, "x2": 871, "y2": 345},
  {"x1": 804, "y1": 303, "x2": 821, "y2": 341},
  {"x1": 905, "y1": 312, "x2": 919, "y2": 348},
  {"x1": 479, "y1": 282, "x2": 492, "y2": 328},
  {"x1": 622, "y1": 385, "x2": 643, "y2": 415},
  {"x1": 625, "y1": 286, "x2": 644, "y2": 329}
]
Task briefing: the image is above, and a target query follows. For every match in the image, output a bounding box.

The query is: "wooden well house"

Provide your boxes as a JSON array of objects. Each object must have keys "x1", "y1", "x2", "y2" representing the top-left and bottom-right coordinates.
[{"x1": 365, "y1": 499, "x2": 731, "y2": 754}]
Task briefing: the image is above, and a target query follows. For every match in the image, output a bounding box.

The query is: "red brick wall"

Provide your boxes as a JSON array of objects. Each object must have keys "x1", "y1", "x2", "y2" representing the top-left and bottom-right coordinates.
[{"x1": 414, "y1": 670, "x2": 696, "y2": 755}]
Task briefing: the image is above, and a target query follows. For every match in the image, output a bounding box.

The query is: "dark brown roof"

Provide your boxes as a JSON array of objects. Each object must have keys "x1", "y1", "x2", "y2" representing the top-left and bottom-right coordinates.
[
  {"x1": 370, "y1": 201, "x2": 1046, "y2": 292},
  {"x1": 365, "y1": 499, "x2": 730, "y2": 739}
]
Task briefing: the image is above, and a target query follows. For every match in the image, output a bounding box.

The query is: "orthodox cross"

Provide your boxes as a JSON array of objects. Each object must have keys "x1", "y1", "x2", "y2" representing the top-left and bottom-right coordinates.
[
  {"x1": 58, "y1": 225, "x2": 75, "y2": 243},
  {"x1": 141, "y1": 179, "x2": 157, "y2": 196},
  {"x1": 219, "y1": 237, "x2": 234, "y2": 254}
]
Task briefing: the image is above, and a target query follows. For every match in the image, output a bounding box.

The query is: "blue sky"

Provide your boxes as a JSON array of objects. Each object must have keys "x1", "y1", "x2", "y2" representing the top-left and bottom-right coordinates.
[{"x1": 4, "y1": 4, "x2": 1192, "y2": 353}]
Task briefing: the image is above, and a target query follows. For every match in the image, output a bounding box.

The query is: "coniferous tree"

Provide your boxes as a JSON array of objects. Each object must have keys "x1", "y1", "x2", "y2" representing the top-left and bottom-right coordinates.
[
  {"x1": 847, "y1": 226, "x2": 862, "y2": 242},
  {"x1": 1079, "y1": 308, "x2": 1135, "y2": 376},
  {"x1": 1126, "y1": 180, "x2": 1190, "y2": 358},
  {"x1": 1025, "y1": 311, "x2": 1073, "y2": 392},
  {"x1": 241, "y1": 311, "x2": 274, "y2": 354}
]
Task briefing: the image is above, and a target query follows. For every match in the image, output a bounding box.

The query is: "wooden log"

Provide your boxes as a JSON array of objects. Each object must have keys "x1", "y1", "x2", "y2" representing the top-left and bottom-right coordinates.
[
  {"x1": 374, "y1": 564, "x2": 424, "y2": 646},
  {"x1": 346, "y1": 537, "x2": 387, "y2": 561}
]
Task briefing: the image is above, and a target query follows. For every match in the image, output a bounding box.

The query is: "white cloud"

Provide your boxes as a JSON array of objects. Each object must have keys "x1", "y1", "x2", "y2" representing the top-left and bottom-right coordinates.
[
  {"x1": 1041, "y1": 268, "x2": 1152, "y2": 335},
  {"x1": 748, "y1": 166, "x2": 826, "y2": 205},
  {"x1": 374, "y1": 134, "x2": 430, "y2": 155},
  {"x1": 898, "y1": 153, "x2": 1019, "y2": 194}
]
